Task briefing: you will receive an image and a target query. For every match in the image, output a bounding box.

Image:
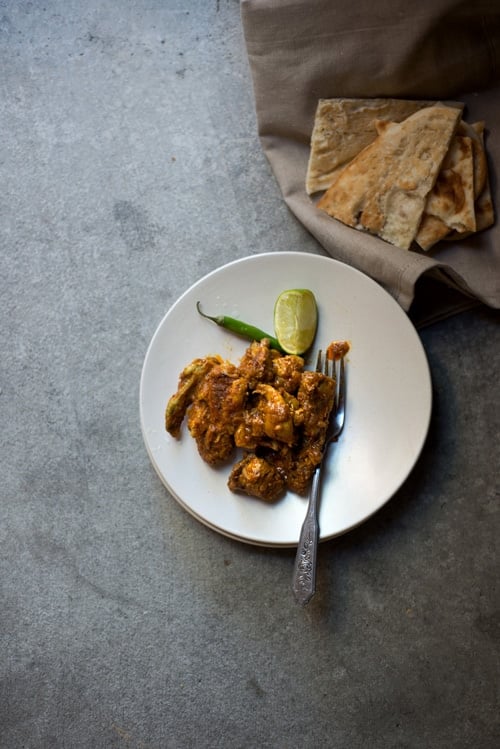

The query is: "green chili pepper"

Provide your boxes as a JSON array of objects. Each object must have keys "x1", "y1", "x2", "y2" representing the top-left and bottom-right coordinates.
[{"x1": 196, "y1": 301, "x2": 285, "y2": 352}]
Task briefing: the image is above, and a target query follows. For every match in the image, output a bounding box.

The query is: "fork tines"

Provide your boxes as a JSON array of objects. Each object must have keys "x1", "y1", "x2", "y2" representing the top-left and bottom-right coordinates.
[
  {"x1": 316, "y1": 348, "x2": 345, "y2": 415},
  {"x1": 315, "y1": 348, "x2": 334, "y2": 379}
]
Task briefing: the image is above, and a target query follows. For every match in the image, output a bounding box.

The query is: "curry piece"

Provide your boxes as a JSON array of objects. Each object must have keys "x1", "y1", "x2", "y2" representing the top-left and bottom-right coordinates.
[
  {"x1": 327, "y1": 339, "x2": 350, "y2": 361},
  {"x1": 228, "y1": 454, "x2": 286, "y2": 502},
  {"x1": 165, "y1": 356, "x2": 222, "y2": 438},
  {"x1": 165, "y1": 338, "x2": 348, "y2": 501},
  {"x1": 187, "y1": 363, "x2": 248, "y2": 465}
]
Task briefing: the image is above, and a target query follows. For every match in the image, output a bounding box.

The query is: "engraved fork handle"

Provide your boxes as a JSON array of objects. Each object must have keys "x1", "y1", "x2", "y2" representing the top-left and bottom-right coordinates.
[{"x1": 292, "y1": 464, "x2": 322, "y2": 605}]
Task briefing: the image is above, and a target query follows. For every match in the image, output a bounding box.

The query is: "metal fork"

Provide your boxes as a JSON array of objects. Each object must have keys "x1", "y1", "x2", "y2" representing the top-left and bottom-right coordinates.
[{"x1": 292, "y1": 350, "x2": 346, "y2": 606}]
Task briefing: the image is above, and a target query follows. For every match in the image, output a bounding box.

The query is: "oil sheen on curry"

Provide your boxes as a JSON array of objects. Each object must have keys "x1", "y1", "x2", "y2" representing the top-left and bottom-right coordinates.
[{"x1": 165, "y1": 338, "x2": 349, "y2": 502}]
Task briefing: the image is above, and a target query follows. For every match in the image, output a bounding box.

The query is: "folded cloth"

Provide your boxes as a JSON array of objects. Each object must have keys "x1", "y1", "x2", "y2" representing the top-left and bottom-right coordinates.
[{"x1": 241, "y1": 0, "x2": 500, "y2": 322}]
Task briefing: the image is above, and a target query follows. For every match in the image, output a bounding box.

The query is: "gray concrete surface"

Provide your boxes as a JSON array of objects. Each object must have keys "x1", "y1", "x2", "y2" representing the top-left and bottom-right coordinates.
[{"x1": 1, "y1": 2, "x2": 499, "y2": 748}]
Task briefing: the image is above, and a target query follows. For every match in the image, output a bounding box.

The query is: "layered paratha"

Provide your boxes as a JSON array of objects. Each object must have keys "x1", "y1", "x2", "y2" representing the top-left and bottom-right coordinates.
[
  {"x1": 316, "y1": 105, "x2": 462, "y2": 250},
  {"x1": 445, "y1": 122, "x2": 494, "y2": 238},
  {"x1": 415, "y1": 134, "x2": 476, "y2": 250},
  {"x1": 306, "y1": 97, "x2": 463, "y2": 195}
]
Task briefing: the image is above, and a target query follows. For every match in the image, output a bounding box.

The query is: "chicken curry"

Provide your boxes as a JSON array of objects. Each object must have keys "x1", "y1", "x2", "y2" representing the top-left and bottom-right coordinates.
[{"x1": 165, "y1": 338, "x2": 349, "y2": 502}]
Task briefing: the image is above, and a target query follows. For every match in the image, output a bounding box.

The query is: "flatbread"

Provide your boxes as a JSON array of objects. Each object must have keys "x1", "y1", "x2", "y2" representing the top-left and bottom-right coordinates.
[
  {"x1": 457, "y1": 120, "x2": 487, "y2": 197},
  {"x1": 469, "y1": 123, "x2": 494, "y2": 232},
  {"x1": 316, "y1": 105, "x2": 462, "y2": 250},
  {"x1": 473, "y1": 179, "x2": 495, "y2": 232},
  {"x1": 306, "y1": 97, "x2": 463, "y2": 195},
  {"x1": 414, "y1": 215, "x2": 452, "y2": 250},
  {"x1": 415, "y1": 134, "x2": 476, "y2": 250},
  {"x1": 444, "y1": 122, "x2": 495, "y2": 241},
  {"x1": 427, "y1": 134, "x2": 476, "y2": 233}
]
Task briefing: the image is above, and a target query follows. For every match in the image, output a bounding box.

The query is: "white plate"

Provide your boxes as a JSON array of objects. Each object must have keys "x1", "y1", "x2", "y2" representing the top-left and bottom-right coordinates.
[{"x1": 140, "y1": 252, "x2": 432, "y2": 547}]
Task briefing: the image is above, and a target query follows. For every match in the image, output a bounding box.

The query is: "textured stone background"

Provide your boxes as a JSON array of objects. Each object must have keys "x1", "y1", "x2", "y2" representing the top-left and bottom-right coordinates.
[{"x1": 1, "y1": 2, "x2": 499, "y2": 747}]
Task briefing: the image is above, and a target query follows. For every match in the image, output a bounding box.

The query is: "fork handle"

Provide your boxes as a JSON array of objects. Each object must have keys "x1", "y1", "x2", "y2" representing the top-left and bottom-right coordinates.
[{"x1": 292, "y1": 466, "x2": 322, "y2": 606}]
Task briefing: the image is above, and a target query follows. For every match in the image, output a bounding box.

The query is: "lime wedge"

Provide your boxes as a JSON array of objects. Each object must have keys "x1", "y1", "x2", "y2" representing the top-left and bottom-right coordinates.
[{"x1": 273, "y1": 289, "x2": 318, "y2": 355}]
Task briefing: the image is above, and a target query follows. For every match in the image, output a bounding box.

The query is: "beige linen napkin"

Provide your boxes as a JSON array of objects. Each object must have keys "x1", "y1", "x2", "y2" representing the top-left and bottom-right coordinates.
[{"x1": 241, "y1": 0, "x2": 500, "y2": 324}]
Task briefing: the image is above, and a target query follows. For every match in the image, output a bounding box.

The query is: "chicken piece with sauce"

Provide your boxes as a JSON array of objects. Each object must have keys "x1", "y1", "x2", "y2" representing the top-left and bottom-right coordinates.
[
  {"x1": 165, "y1": 338, "x2": 349, "y2": 502},
  {"x1": 227, "y1": 454, "x2": 286, "y2": 503}
]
